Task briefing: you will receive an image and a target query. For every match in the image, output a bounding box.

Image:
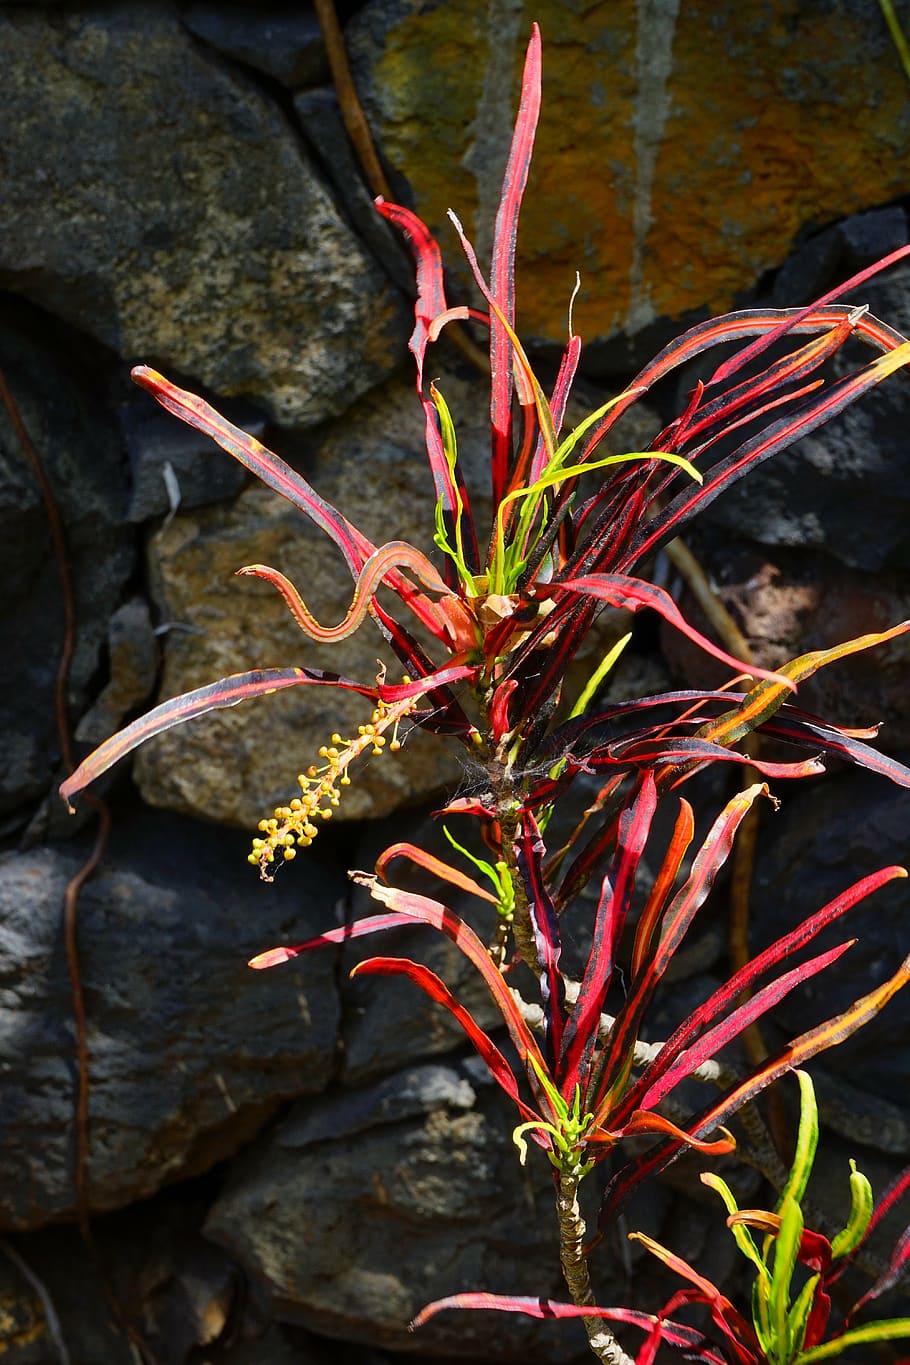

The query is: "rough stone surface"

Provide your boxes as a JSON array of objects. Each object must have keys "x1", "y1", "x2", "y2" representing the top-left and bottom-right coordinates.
[
  {"x1": 348, "y1": 0, "x2": 910, "y2": 354},
  {"x1": 294, "y1": 86, "x2": 417, "y2": 295},
  {"x1": 661, "y1": 543, "x2": 910, "y2": 748},
  {"x1": 0, "y1": 315, "x2": 134, "y2": 818},
  {"x1": 703, "y1": 264, "x2": 910, "y2": 572},
  {"x1": 180, "y1": 1, "x2": 328, "y2": 90},
  {"x1": 74, "y1": 598, "x2": 160, "y2": 747},
  {"x1": 205, "y1": 1059, "x2": 633, "y2": 1358},
  {"x1": 133, "y1": 370, "x2": 493, "y2": 827},
  {"x1": 0, "y1": 804, "x2": 342, "y2": 1229},
  {"x1": 0, "y1": 5, "x2": 409, "y2": 426}
]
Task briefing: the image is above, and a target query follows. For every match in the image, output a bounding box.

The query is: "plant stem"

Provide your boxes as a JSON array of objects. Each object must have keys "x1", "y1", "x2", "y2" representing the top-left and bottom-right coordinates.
[{"x1": 556, "y1": 1173, "x2": 635, "y2": 1365}]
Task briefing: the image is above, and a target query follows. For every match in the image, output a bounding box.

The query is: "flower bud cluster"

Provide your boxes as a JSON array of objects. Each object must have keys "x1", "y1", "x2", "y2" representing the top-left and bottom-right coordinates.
[{"x1": 249, "y1": 689, "x2": 417, "y2": 879}]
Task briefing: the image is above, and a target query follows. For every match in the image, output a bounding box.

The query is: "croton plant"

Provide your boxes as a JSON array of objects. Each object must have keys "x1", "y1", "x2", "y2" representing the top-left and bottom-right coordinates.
[{"x1": 62, "y1": 26, "x2": 910, "y2": 1365}]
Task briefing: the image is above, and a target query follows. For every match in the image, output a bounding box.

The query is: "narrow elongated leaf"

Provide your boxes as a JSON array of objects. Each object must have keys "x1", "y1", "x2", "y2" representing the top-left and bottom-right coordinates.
[
  {"x1": 631, "y1": 798, "x2": 696, "y2": 979},
  {"x1": 760, "y1": 716, "x2": 910, "y2": 786},
  {"x1": 249, "y1": 910, "x2": 433, "y2": 970},
  {"x1": 633, "y1": 942, "x2": 854, "y2": 1115},
  {"x1": 674, "y1": 315, "x2": 855, "y2": 450},
  {"x1": 603, "y1": 939, "x2": 910, "y2": 1222},
  {"x1": 410, "y1": 1292, "x2": 723, "y2": 1360},
  {"x1": 628, "y1": 1232, "x2": 758, "y2": 1359},
  {"x1": 769, "y1": 1195, "x2": 804, "y2": 1359},
  {"x1": 60, "y1": 667, "x2": 373, "y2": 809},
  {"x1": 708, "y1": 241, "x2": 910, "y2": 388},
  {"x1": 132, "y1": 367, "x2": 373, "y2": 573},
  {"x1": 600, "y1": 735, "x2": 825, "y2": 782},
  {"x1": 560, "y1": 773, "x2": 657, "y2": 1095},
  {"x1": 619, "y1": 867, "x2": 906, "y2": 1119},
  {"x1": 778, "y1": 1071, "x2": 820, "y2": 1212},
  {"x1": 692, "y1": 953, "x2": 910, "y2": 1145},
  {"x1": 594, "y1": 784, "x2": 768, "y2": 1113},
  {"x1": 797, "y1": 1318, "x2": 910, "y2": 1363},
  {"x1": 554, "y1": 575, "x2": 792, "y2": 687},
  {"x1": 490, "y1": 23, "x2": 542, "y2": 504},
  {"x1": 697, "y1": 622, "x2": 910, "y2": 752},
  {"x1": 575, "y1": 304, "x2": 908, "y2": 466},
  {"x1": 359, "y1": 880, "x2": 549, "y2": 1082},
  {"x1": 423, "y1": 394, "x2": 481, "y2": 582},
  {"x1": 527, "y1": 333, "x2": 582, "y2": 484},
  {"x1": 626, "y1": 341, "x2": 910, "y2": 568},
  {"x1": 375, "y1": 844, "x2": 499, "y2": 904},
  {"x1": 373, "y1": 198, "x2": 447, "y2": 388},
  {"x1": 350, "y1": 956, "x2": 538, "y2": 1122}
]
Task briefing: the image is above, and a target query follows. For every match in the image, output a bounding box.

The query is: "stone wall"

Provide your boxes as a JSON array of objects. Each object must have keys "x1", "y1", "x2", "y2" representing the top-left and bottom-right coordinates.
[{"x1": 0, "y1": 2, "x2": 908, "y2": 1361}]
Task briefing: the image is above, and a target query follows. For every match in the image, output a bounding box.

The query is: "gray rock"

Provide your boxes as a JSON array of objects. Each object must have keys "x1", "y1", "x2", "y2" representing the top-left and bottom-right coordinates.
[
  {"x1": 293, "y1": 87, "x2": 416, "y2": 295},
  {"x1": 0, "y1": 315, "x2": 134, "y2": 817},
  {"x1": 180, "y1": 2, "x2": 328, "y2": 89},
  {"x1": 0, "y1": 805, "x2": 343, "y2": 1229},
  {"x1": 0, "y1": 6, "x2": 409, "y2": 427},
  {"x1": 772, "y1": 206, "x2": 909, "y2": 306},
  {"x1": 74, "y1": 598, "x2": 160, "y2": 747},
  {"x1": 205, "y1": 1059, "x2": 588, "y2": 1359}
]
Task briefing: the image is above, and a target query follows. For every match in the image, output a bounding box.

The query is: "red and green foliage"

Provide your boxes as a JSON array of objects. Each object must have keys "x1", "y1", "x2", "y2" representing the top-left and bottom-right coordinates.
[
  {"x1": 628, "y1": 1071, "x2": 910, "y2": 1363},
  {"x1": 61, "y1": 23, "x2": 910, "y2": 1362}
]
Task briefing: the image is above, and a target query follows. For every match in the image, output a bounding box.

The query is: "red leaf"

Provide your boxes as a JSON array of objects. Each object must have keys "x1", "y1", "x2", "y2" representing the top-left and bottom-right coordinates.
[
  {"x1": 559, "y1": 773, "x2": 657, "y2": 1095},
  {"x1": 708, "y1": 242, "x2": 910, "y2": 389},
  {"x1": 490, "y1": 24, "x2": 542, "y2": 505},
  {"x1": 358, "y1": 880, "x2": 548, "y2": 1084},
  {"x1": 635, "y1": 940, "x2": 856, "y2": 1113},
  {"x1": 554, "y1": 575, "x2": 793, "y2": 689},
  {"x1": 621, "y1": 866, "x2": 906, "y2": 1118},
  {"x1": 132, "y1": 367, "x2": 373, "y2": 574},
  {"x1": 350, "y1": 956, "x2": 538, "y2": 1123},
  {"x1": 60, "y1": 667, "x2": 368, "y2": 810},
  {"x1": 248, "y1": 910, "x2": 428, "y2": 970},
  {"x1": 375, "y1": 843, "x2": 499, "y2": 904},
  {"x1": 373, "y1": 199, "x2": 447, "y2": 389}
]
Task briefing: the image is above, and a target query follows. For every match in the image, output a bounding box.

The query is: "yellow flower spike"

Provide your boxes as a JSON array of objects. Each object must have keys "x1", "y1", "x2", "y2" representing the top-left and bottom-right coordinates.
[{"x1": 249, "y1": 683, "x2": 422, "y2": 879}]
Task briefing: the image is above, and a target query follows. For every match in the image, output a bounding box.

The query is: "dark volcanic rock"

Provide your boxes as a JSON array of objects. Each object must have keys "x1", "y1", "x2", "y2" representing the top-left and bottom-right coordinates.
[
  {"x1": 0, "y1": 5, "x2": 409, "y2": 427},
  {"x1": 0, "y1": 805, "x2": 343, "y2": 1229},
  {"x1": 0, "y1": 316, "x2": 133, "y2": 817},
  {"x1": 205, "y1": 1060, "x2": 588, "y2": 1359}
]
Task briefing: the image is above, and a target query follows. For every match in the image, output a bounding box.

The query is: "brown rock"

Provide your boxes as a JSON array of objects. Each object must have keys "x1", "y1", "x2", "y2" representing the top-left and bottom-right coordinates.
[
  {"x1": 349, "y1": 0, "x2": 910, "y2": 349},
  {"x1": 134, "y1": 372, "x2": 492, "y2": 828},
  {"x1": 661, "y1": 545, "x2": 910, "y2": 747}
]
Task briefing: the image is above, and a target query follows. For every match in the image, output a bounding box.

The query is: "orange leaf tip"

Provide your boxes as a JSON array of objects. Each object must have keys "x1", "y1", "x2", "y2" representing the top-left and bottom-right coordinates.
[{"x1": 248, "y1": 946, "x2": 295, "y2": 970}]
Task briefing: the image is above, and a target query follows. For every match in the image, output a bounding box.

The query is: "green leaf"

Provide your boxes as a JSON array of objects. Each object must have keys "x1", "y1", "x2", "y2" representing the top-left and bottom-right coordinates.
[
  {"x1": 829, "y1": 1158, "x2": 874, "y2": 1261},
  {"x1": 787, "y1": 1272, "x2": 820, "y2": 1360},
  {"x1": 701, "y1": 1174, "x2": 768, "y2": 1279},
  {"x1": 770, "y1": 1195, "x2": 804, "y2": 1361},
  {"x1": 796, "y1": 1317, "x2": 910, "y2": 1362},
  {"x1": 430, "y1": 382, "x2": 472, "y2": 587},
  {"x1": 568, "y1": 632, "x2": 633, "y2": 721},
  {"x1": 776, "y1": 1071, "x2": 819, "y2": 1213}
]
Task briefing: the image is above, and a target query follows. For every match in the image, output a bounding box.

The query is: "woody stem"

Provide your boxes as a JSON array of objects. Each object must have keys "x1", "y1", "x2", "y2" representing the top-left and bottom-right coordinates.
[{"x1": 556, "y1": 1173, "x2": 635, "y2": 1365}]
